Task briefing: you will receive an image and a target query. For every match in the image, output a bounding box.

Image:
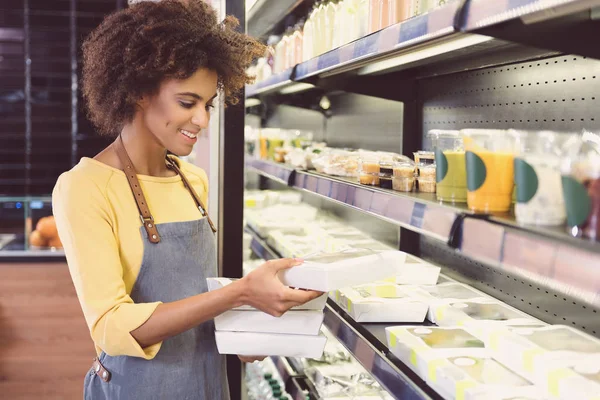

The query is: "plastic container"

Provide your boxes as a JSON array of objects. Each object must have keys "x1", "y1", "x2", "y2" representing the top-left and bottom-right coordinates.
[
  {"x1": 417, "y1": 163, "x2": 436, "y2": 193},
  {"x1": 512, "y1": 130, "x2": 575, "y2": 226},
  {"x1": 413, "y1": 150, "x2": 435, "y2": 166},
  {"x1": 389, "y1": 0, "x2": 410, "y2": 25},
  {"x1": 368, "y1": 0, "x2": 382, "y2": 33},
  {"x1": 358, "y1": 156, "x2": 381, "y2": 185},
  {"x1": 560, "y1": 131, "x2": 600, "y2": 240},
  {"x1": 392, "y1": 160, "x2": 416, "y2": 192},
  {"x1": 429, "y1": 129, "x2": 466, "y2": 203},
  {"x1": 462, "y1": 129, "x2": 515, "y2": 213}
]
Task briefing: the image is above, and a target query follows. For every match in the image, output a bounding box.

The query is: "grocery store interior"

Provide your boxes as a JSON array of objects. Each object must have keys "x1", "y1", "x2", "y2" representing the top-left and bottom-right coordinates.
[{"x1": 2, "y1": 0, "x2": 600, "y2": 399}]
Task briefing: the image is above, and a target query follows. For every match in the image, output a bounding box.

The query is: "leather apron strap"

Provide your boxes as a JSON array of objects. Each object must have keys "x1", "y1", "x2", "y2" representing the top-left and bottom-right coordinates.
[
  {"x1": 114, "y1": 135, "x2": 217, "y2": 244},
  {"x1": 114, "y1": 135, "x2": 161, "y2": 244},
  {"x1": 166, "y1": 157, "x2": 217, "y2": 233}
]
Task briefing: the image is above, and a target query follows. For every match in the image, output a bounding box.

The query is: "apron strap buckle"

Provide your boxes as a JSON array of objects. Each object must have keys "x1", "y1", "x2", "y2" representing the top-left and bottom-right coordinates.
[{"x1": 91, "y1": 357, "x2": 111, "y2": 383}]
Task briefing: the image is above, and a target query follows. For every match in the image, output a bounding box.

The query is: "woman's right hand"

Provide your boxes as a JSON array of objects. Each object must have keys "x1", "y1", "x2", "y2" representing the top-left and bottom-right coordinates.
[{"x1": 239, "y1": 258, "x2": 323, "y2": 317}]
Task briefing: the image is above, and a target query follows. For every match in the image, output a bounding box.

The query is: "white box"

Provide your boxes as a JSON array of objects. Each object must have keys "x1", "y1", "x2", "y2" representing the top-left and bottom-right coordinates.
[
  {"x1": 214, "y1": 309, "x2": 323, "y2": 335},
  {"x1": 215, "y1": 331, "x2": 327, "y2": 358},
  {"x1": 336, "y1": 283, "x2": 428, "y2": 323},
  {"x1": 431, "y1": 356, "x2": 543, "y2": 400},
  {"x1": 432, "y1": 298, "x2": 544, "y2": 329},
  {"x1": 403, "y1": 283, "x2": 493, "y2": 323},
  {"x1": 487, "y1": 325, "x2": 600, "y2": 388},
  {"x1": 278, "y1": 249, "x2": 402, "y2": 291},
  {"x1": 552, "y1": 361, "x2": 600, "y2": 400},
  {"x1": 385, "y1": 326, "x2": 488, "y2": 384},
  {"x1": 207, "y1": 277, "x2": 328, "y2": 310},
  {"x1": 381, "y1": 254, "x2": 441, "y2": 286}
]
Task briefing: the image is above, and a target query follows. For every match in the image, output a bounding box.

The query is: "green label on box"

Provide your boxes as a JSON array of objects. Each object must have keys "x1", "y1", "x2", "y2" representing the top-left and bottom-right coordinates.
[
  {"x1": 562, "y1": 176, "x2": 591, "y2": 227},
  {"x1": 435, "y1": 149, "x2": 448, "y2": 183},
  {"x1": 514, "y1": 158, "x2": 538, "y2": 203},
  {"x1": 465, "y1": 151, "x2": 486, "y2": 191}
]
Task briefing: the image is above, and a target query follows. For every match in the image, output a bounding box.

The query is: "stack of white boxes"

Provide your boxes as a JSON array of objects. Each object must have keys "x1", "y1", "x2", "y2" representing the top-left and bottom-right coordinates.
[{"x1": 209, "y1": 248, "x2": 405, "y2": 358}]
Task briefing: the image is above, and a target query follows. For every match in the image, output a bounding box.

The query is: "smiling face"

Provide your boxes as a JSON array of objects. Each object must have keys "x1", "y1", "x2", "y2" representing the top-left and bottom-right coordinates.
[{"x1": 139, "y1": 68, "x2": 218, "y2": 156}]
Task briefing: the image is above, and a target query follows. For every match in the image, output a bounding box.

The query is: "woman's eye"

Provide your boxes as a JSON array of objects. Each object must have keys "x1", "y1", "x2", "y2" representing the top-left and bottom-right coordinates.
[
  {"x1": 205, "y1": 104, "x2": 215, "y2": 111},
  {"x1": 179, "y1": 101, "x2": 195, "y2": 109}
]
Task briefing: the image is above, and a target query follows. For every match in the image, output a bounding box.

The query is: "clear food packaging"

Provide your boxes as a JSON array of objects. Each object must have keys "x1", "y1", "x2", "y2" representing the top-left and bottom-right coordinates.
[
  {"x1": 417, "y1": 163, "x2": 437, "y2": 193},
  {"x1": 313, "y1": 149, "x2": 360, "y2": 177},
  {"x1": 461, "y1": 129, "x2": 515, "y2": 213},
  {"x1": 413, "y1": 150, "x2": 435, "y2": 166},
  {"x1": 512, "y1": 130, "x2": 575, "y2": 226},
  {"x1": 392, "y1": 160, "x2": 416, "y2": 192},
  {"x1": 429, "y1": 129, "x2": 467, "y2": 203},
  {"x1": 560, "y1": 130, "x2": 600, "y2": 240},
  {"x1": 358, "y1": 156, "x2": 381, "y2": 186}
]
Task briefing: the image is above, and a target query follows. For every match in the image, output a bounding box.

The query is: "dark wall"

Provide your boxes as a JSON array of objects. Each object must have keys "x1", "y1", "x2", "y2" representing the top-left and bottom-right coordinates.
[{"x1": 0, "y1": 0, "x2": 122, "y2": 196}]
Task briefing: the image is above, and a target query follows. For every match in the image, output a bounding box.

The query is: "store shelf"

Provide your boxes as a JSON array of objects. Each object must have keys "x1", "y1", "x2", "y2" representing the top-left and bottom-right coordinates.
[
  {"x1": 246, "y1": 157, "x2": 296, "y2": 186},
  {"x1": 245, "y1": 226, "x2": 281, "y2": 261},
  {"x1": 247, "y1": 0, "x2": 307, "y2": 39},
  {"x1": 294, "y1": 1, "x2": 461, "y2": 80},
  {"x1": 463, "y1": 0, "x2": 597, "y2": 30},
  {"x1": 246, "y1": 68, "x2": 295, "y2": 98},
  {"x1": 323, "y1": 300, "x2": 442, "y2": 400},
  {"x1": 246, "y1": 158, "x2": 600, "y2": 308}
]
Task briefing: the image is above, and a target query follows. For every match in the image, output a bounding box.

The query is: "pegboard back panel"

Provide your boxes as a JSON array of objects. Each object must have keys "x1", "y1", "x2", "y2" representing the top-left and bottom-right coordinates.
[
  {"x1": 420, "y1": 236, "x2": 600, "y2": 339},
  {"x1": 420, "y1": 54, "x2": 600, "y2": 145}
]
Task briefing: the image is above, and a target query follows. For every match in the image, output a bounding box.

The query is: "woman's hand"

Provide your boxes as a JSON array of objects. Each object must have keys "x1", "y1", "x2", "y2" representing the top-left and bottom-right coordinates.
[
  {"x1": 239, "y1": 258, "x2": 323, "y2": 317},
  {"x1": 238, "y1": 355, "x2": 266, "y2": 363}
]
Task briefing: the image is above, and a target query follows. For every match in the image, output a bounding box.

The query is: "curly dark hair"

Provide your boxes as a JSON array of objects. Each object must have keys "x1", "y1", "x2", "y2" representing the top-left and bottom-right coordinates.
[{"x1": 82, "y1": 0, "x2": 264, "y2": 136}]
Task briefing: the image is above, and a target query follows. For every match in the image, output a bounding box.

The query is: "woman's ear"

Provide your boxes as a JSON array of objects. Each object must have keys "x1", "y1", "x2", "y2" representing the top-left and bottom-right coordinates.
[{"x1": 137, "y1": 96, "x2": 149, "y2": 109}]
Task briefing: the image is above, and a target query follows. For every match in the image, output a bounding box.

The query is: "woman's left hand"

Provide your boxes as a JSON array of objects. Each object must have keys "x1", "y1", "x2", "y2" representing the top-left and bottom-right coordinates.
[{"x1": 238, "y1": 355, "x2": 266, "y2": 363}]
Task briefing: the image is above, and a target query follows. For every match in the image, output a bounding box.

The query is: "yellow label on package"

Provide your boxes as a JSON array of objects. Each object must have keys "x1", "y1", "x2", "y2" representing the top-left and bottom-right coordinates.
[
  {"x1": 456, "y1": 380, "x2": 478, "y2": 400},
  {"x1": 547, "y1": 367, "x2": 578, "y2": 397},
  {"x1": 410, "y1": 346, "x2": 429, "y2": 367},
  {"x1": 347, "y1": 298, "x2": 353, "y2": 312},
  {"x1": 389, "y1": 331, "x2": 397, "y2": 348},
  {"x1": 523, "y1": 348, "x2": 545, "y2": 373},
  {"x1": 427, "y1": 358, "x2": 447, "y2": 383}
]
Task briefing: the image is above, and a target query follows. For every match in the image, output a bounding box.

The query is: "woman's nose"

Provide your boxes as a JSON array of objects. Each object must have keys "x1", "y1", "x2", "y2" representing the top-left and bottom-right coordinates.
[{"x1": 191, "y1": 108, "x2": 209, "y2": 129}]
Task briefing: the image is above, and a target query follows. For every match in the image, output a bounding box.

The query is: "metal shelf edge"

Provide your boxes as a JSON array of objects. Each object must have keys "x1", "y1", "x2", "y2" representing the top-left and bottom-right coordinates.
[{"x1": 323, "y1": 301, "x2": 439, "y2": 400}]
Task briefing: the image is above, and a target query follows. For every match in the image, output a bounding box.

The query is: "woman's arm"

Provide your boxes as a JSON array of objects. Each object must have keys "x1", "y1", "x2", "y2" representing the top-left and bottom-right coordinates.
[{"x1": 131, "y1": 258, "x2": 321, "y2": 348}]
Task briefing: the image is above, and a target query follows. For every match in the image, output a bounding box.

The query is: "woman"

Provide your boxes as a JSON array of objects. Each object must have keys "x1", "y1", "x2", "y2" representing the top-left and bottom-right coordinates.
[{"x1": 52, "y1": 1, "x2": 322, "y2": 399}]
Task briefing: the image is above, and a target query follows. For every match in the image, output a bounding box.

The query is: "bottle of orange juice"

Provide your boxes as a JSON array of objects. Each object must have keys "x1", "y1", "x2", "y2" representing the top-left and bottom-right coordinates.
[{"x1": 461, "y1": 129, "x2": 516, "y2": 213}]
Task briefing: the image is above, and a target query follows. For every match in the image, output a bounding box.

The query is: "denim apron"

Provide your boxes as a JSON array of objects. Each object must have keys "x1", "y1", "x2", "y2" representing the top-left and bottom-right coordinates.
[{"x1": 83, "y1": 137, "x2": 229, "y2": 400}]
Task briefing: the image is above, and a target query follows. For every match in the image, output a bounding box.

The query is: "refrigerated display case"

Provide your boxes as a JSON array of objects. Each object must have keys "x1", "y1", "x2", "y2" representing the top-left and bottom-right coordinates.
[
  {"x1": 0, "y1": 196, "x2": 65, "y2": 261},
  {"x1": 235, "y1": 1, "x2": 600, "y2": 399}
]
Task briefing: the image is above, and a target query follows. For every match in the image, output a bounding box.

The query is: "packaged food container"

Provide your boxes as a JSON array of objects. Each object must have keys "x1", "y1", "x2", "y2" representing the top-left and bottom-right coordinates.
[
  {"x1": 429, "y1": 129, "x2": 467, "y2": 203},
  {"x1": 512, "y1": 130, "x2": 575, "y2": 226},
  {"x1": 417, "y1": 163, "x2": 436, "y2": 193},
  {"x1": 414, "y1": 150, "x2": 435, "y2": 167},
  {"x1": 487, "y1": 325, "x2": 600, "y2": 390},
  {"x1": 358, "y1": 156, "x2": 381, "y2": 186},
  {"x1": 560, "y1": 131, "x2": 600, "y2": 240},
  {"x1": 379, "y1": 160, "x2": 394, "y2": 189},
  {"x1": 461, "y1": 129, "x2": 515, "y2": 213},
  {"x1": 392, "y1": 160, "x2": 416, "y2": 192}
]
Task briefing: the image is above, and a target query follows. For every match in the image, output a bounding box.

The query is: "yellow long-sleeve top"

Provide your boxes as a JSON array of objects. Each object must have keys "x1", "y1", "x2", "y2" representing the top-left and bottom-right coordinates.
[{"x1": 52, "y1": 157, "x2": 208, "y2": 360}]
